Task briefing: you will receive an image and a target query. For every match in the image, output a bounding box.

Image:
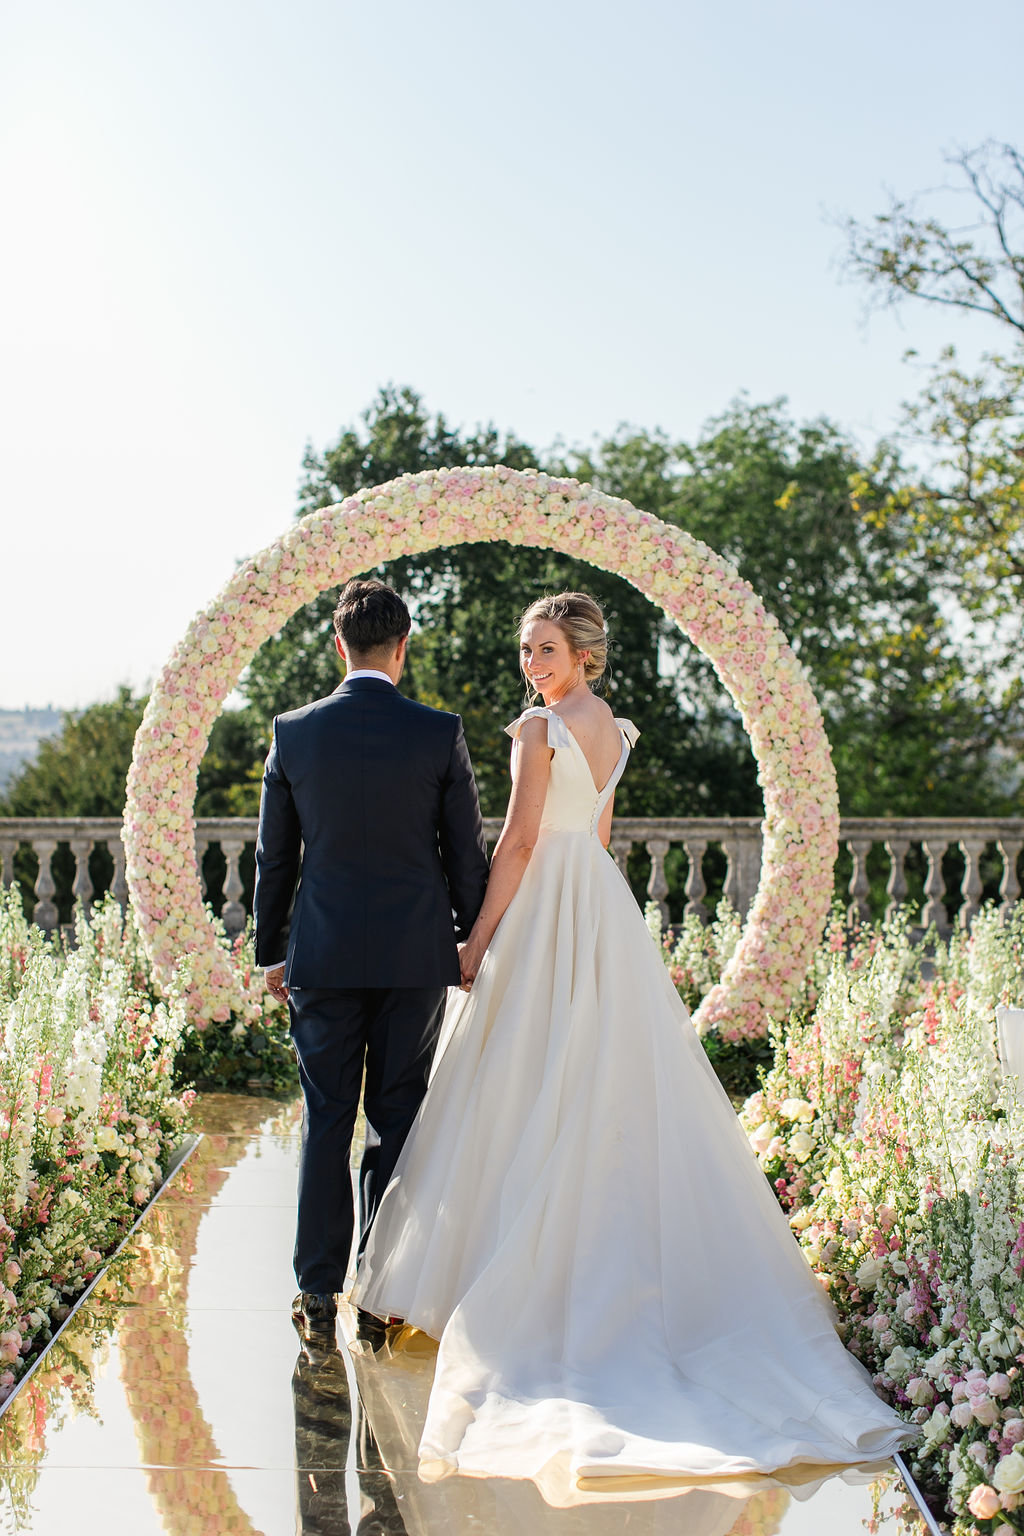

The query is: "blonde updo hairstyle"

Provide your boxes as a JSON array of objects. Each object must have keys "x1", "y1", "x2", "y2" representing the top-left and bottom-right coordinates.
[{"x1": 519, "y1": 591, "x2": 608, "y2": 700}]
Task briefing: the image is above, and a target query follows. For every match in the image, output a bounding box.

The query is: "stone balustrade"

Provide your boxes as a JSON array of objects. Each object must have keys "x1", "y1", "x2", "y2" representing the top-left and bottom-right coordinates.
[{"x1": 1, "y1": 815, "x2": 1021, "y2": 938}]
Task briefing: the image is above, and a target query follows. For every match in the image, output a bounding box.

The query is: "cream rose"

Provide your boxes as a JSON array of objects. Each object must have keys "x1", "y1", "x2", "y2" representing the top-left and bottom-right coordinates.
[{"x1": 994, "y1": 1449, "x2": 1024, "y2": 1495}]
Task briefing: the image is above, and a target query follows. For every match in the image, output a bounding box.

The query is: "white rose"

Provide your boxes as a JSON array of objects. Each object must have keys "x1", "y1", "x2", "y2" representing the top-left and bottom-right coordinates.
[
  {"x1": 789, "y1": 1131, "x2": 816, "y2": 1164},
  {"x1": 920, "y1": 1407, "x2": 951, "y2": 1451},
  {"x1": 883, "y1": 1345, "x2": 915, "y2": 1383},
  {"x1": 980, "y1": 1328, "x2": 1014, "y2": 1359},
  {"x1": 856, "y1": 1256, "x2": 884, "y2": 1290},
  {"x1": 924, "y1": 1348, "x2": 950, "y2": 1377},
  {"x1": 749, "y1": 1122, "x2": 776, "y2": 1155},
  {"x1": 994, "y1": 1448, "x2": 1024, "y2": 1495},
  {"x1": 780, "y1": 1097, "x2": 814, "y2": 1123}
]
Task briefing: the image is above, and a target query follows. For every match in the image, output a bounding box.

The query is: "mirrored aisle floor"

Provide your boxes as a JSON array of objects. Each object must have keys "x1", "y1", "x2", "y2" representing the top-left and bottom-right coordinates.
[{"x1": 0, "y1": 1096, "x2": 930, "y2": 1536}]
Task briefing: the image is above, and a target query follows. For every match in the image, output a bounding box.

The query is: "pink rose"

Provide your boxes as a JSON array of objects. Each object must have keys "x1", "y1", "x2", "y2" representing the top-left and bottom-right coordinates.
[{"x1": 969, "y1": 1484, "x2": 1002, "y2": 1520}]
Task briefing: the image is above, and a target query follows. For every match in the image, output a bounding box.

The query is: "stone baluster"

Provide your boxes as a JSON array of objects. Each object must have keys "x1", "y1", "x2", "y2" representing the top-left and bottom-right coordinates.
[
  {"x1": 106, "y1": 836, "x2": 129, "y2": 913},
  {"x1": 958, "y1": 836, "x2": 989, "y2": 928},
  {"x1": 220, "y1": 838, "x2": 247, "y2": 939},
  {"x1": 722, "y1": 828, "x2": 762, "y2": 919},
  {"x1": 31, "y1": 837, "x2": 59, "y2": 932},
  {"x1": 0, "y1": 836, "x2": 18, "y2": 888},
  {"x1": 609, "y1": 836, "x2": 633, "y2": 876},
  {"x1": 645, "y1": 838, "x2": 671, "y2": 926},
  {"x1": 721, "y1": 837, "x2": 737, "y2": 914},
  {"x1": 682, "y1": 838, "x2": 708, "y2": 922},
  {"x1": 998, "y1": 839, "x2": 1022, "y2": 911},
  {"x1": 195, "y1": 837, "x2": 210, "y2": 900},
  {"x1": 846, "y1": 837, "x2": 873, "y2": 924},
  {"x1": 921, "y1": 839, "x2": 949, "y2": 933},
  {"x1": 69, "y1": 835, "x2": 95, "y2": 920},
  {"x1": 883, "y1": 837, "x2": 910, "y2": 922}
]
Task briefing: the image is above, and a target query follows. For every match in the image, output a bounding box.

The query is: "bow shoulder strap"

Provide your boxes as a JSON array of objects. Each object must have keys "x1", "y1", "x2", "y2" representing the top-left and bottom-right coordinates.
[{"x1": 504, "y1": 707, "x2": 573, "y2": 750}]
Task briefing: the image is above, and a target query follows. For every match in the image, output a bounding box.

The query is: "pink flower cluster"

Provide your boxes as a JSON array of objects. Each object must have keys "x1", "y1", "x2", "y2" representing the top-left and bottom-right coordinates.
[{"x1": 124, "y1": 466, "x2": 838, "y2": 1034}]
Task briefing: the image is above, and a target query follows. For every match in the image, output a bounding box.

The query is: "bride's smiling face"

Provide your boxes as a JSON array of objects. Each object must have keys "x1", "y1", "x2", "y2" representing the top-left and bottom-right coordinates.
[{"x1": 520, "y1": 619, "x2": 578, "y2": 702}]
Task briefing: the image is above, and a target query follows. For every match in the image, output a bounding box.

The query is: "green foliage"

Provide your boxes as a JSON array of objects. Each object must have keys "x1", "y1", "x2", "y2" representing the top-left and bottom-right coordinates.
[
  {"x1": 241, "y1": 385, "x2": 759, "y2": 818},
  {"x1": 234, "y1": 377, "x2": 1018, "y2": 821},
  {"x1": 194, "y1": 711, "x2": 268, "y2": 818},
  {"x1": 170, "y1": 920, "x2": 297, "y2": 1095},
  {"x1": 0, "y1": 687, "x2": 146, "y2": 818},
  {"x1": 0, "y1": 691, "x2": 267, "y2": 920},
  {"x1": 839, "y1": 141, "x2": 1024, "y2": 343},
  {"x1": 840, "y1": 140, "x2": 1024, "y2": 802},
  {"x1": 568, "y1": 398, "x2": 1013, "y2": 816},
  {"x1": 700, "y1": 1031, "x2": 775, "y2": 1106}
]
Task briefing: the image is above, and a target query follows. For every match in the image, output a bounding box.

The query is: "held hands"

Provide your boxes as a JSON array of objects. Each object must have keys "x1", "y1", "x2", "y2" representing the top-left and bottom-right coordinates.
[
  {"x1": 458, "y1": 939, "x2": 483, "y2": 992},
  {"x1": 265, "y1": 965, "x2": 289, "y2": 1004}
]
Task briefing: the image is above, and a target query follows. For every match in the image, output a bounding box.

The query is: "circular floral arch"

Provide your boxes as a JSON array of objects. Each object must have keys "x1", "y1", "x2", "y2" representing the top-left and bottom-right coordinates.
[{"x1": 124, "y1": 467, "x2": 838, "y2": 1039}]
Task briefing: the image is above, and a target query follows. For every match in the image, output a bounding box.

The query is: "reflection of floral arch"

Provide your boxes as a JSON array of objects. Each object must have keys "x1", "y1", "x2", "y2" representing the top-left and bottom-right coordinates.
[
  {"x1": 124, "y1": 466, "x2": 838, "y2": 1040},
  {"x1": 118, "y1": 1119, "x2": 280, "y2": 1536}
]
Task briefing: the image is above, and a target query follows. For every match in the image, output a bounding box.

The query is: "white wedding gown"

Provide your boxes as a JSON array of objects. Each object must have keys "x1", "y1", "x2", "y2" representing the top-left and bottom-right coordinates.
[{"x1": 352, "y1": 707, "x2": 915, "y2": 1486}]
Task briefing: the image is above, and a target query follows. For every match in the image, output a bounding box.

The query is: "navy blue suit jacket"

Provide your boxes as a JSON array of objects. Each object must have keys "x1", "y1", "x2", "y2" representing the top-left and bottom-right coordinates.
[{"x1": 253, "y1": 678, "x2": 489, "y2": 988}]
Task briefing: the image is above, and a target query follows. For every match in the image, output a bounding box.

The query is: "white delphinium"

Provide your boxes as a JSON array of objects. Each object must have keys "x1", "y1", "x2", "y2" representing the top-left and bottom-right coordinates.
[
  {"x1": 653, "y1": 899, "x2": 742, "y2": 1012},
  {"x1": 0, "y1": 955, "x2": 61, "y2": 1212}
]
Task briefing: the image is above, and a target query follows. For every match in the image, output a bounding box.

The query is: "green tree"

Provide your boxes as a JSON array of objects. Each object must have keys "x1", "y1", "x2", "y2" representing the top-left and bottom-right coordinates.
[
  {"x1": 840, "y1": 140, "x2": 1024, "y2": 781},
  {"x1": 566, "y1": 399, "x2": 1006, "y2": 815},
  {"x1": 0, "y1": 691, "x2": 267, "y2": 918},
  {"x1": 0, "y1": 688, "x2": 146, "y2": 818},
  {"x1": 240, "y1": 386, "x2": 750, "y2": 818},
  {"x1": 0, "y1": 689, "x2": 146, "y2": 921}
]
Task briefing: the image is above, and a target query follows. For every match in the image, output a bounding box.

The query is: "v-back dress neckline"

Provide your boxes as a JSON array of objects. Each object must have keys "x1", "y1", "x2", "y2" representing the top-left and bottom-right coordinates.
[{"x1": 563, "y1": 721, "x2": 628, "y2": 799}]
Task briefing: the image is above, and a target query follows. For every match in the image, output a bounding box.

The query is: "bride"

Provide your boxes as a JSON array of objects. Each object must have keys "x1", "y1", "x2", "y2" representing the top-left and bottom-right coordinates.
[{"x1": 351, "y1": 590, "x2": 915, "y2": 1485}]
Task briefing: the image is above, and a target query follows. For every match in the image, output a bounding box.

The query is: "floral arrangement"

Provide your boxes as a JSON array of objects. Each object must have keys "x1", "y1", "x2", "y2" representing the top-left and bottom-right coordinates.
[
  {"x1": 0, "y1": 888, "x2": 195, "y2": 1408},
  {"x1": 740, "y1": 903, "x2": 1024, "y2": 1533},
  {"x1": 645, "y1": 899, "x2": 775, "y2": 1098},
  {"x1": 168, "y1": 914, "x2": 296, "y2": 1094},
  {"x1": 645, "y1": 898, "x2": 743, "y2": 1013},
  {"x1": 124, "y1": 466, "x2": 839, "y2": 1039}
]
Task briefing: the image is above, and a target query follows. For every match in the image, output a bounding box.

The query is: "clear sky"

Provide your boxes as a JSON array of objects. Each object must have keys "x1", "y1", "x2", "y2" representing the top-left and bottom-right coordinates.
[{"x1": 2, "y1": 0, "x2": 1022, "y2": 709}]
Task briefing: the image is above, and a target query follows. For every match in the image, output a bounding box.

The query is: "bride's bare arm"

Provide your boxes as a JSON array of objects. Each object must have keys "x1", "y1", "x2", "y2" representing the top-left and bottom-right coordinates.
[{"x1": 458, "y1": 719, "x2": 552, "y2": 986}]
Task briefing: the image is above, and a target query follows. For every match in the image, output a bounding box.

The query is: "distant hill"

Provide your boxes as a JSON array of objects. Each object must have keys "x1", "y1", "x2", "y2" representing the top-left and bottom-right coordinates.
[{"x1": 0, "y1": 708, "x2": 63, "y2": 794}]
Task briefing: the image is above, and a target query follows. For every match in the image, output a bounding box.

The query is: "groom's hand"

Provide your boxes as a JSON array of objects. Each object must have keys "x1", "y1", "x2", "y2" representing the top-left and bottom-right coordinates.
[{"x1": 266, "y1": 965, "x2": 289, "y2": 1004}]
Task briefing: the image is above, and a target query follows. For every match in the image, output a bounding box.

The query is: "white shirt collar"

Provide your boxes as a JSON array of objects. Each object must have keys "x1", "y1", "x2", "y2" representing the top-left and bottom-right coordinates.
[{"x1": 344, "y1": 669, "x2": 395, "y2": 685}]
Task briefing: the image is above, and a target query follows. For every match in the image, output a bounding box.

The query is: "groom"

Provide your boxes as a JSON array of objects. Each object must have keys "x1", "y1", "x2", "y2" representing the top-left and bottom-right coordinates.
[{"x1": 254, "y1": 579, "x2": 489, "y2": 1333}]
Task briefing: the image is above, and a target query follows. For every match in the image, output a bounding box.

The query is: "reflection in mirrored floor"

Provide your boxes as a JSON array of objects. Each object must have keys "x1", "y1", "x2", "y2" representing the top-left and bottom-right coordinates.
[{"x1": 0, "y1": 1095, "x2": 928, "y2": 1535}]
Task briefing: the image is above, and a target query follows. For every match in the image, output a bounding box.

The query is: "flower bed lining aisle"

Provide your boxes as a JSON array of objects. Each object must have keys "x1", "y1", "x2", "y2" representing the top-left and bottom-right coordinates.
[
  {"x1": 0, "y1": 1135, "x2": 200, "y2": 1422},
  {"x1": 0, "y1": 891, "x2": 199, "y2": 1410},
  {"x1": 737, "y1": 905, "x2": 1024, "y2": 1536}
]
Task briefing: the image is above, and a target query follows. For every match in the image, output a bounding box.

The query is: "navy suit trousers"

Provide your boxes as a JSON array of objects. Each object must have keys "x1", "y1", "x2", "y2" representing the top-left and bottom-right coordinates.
[{"x1": 288, "y1": 985, "x2": 447, "y2": 1296}]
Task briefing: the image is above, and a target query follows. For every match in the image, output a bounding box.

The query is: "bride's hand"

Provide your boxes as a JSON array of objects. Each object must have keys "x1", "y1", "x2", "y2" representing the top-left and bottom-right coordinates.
[{"x1": 458, "y1": 940, "x2": 482, "y2": 991}]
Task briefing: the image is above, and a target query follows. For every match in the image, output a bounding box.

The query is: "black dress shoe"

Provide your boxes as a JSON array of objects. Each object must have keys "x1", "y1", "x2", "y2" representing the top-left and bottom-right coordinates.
[
  {"x1": 292, "y1": 1291, "x2": 338, "y2": 1335},
  {"x1": 354, "y1": 1305, "x2": 388, "y2": 1348}
]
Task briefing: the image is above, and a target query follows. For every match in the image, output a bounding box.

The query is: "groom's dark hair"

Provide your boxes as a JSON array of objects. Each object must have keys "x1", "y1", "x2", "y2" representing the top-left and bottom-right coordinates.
[{"x1": 333, "y1": 579, "x2": 411, "y2": 656}]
